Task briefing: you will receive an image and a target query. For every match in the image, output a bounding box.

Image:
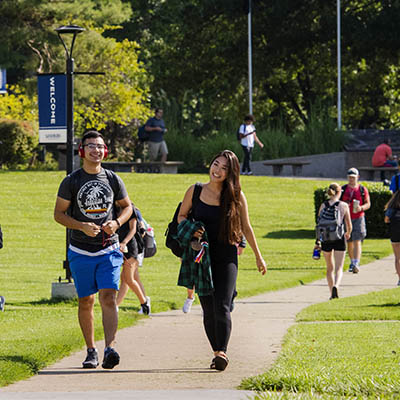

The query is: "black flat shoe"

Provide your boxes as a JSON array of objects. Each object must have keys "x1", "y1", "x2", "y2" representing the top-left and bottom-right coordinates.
[
  {"x1": 210, "y1": 357, "x2": 216, "y2": 369},
  {"x1": 214, "y1": 355, "x2": 229, "y2": 371}
]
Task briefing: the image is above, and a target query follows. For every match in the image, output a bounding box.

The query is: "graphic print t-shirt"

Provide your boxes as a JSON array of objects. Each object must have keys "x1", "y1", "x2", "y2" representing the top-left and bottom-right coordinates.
[{"x1": 57, "y1": 168, "x2": 128, "y2": 251}]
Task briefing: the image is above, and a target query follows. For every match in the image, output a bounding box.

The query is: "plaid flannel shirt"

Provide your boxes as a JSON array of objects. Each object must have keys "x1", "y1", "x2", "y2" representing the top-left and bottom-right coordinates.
[{"x1": 174, "y1": 219, "x2": 213, "y2": 296}]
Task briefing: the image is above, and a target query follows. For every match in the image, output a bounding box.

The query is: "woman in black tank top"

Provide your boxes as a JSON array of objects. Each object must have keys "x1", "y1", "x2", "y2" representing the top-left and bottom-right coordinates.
[{"x1": 178, "y1": 150, "x2": 267, "y2": 371}]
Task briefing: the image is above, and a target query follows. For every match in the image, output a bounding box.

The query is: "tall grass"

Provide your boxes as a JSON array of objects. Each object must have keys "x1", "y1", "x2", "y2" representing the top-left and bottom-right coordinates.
[{"x1": 163, "y1": 101, "x2": 347, "y2": 172}]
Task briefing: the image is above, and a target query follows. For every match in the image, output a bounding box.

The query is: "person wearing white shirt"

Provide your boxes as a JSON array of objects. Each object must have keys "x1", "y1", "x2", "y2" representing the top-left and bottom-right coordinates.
[{"x1": 238, "y1": 115, "x2": 264, "y2": 175}]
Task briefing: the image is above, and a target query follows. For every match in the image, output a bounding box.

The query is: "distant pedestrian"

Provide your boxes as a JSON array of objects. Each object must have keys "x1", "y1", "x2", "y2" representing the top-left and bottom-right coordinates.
[
  {"x1": 317, "y1": 183, "x2": 352, "y2": 299},
  {"x1": 116, "y1": 204, "x2": 150, "y2": 315},
  {"x1": 54, "y1": 130, "x2": 132, "y2": 370},
  {"x1": 384, "y1": 191, "x2": 400, "y2": 285},
  {"x1": 176, "y1": 149, "x2": 266, "y2": 371},
  {"x1": 372, "y1": 138, "x2": 398, "y2": 181},
  {"x1": 145, "y1": 108, "x2": 168, "y2": 162},
  {"x1": 238, "y1": 115, "x2": 264, "y2": 175},
  {"x1": 340, "y1": 168, "x2": 371, "y2": 273}
]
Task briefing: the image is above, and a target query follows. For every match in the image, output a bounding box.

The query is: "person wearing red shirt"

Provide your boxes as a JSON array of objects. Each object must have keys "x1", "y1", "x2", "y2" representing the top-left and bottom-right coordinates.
[
  {"x1": 341, "y1": 168, "x2": 371, "y2": 273},
  {"x1": 372, "y1": 138, "x2": 398, "y2": 181}
]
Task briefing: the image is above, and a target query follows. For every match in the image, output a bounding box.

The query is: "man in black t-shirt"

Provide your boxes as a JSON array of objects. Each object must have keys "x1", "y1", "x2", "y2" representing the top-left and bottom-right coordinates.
[
  {"x1": 54, "y1": 131, "x2": 132, "y2": 370},
  {"x1": 145, "y1": 108, "x2": 168, "y2": 161}
]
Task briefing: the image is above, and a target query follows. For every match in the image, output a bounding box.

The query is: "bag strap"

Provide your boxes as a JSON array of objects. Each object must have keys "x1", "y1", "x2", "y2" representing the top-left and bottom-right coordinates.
[{"x1": 192, "y1": 182, "x2": 203, "y2": 209}]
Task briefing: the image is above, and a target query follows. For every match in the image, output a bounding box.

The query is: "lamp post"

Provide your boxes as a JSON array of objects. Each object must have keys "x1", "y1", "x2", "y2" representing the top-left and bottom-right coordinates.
[
  {"x1": 55, "y1": 24, "x2": 84, "y2": 282},
  {"x1": 248, "y1": 0, "x2": 253, "y2": 114},
  {"x1": 337, "y1": 0, "x2": 342, "y2": 130}
]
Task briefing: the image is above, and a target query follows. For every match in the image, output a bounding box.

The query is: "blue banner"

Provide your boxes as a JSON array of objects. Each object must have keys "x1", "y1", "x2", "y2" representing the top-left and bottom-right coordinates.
[
  {"x1": 38, "y1": 74, "x2": 67, "y2": 143},
  {"x1": 0, "y1": 69, "x2": 6, "y2": 94}
]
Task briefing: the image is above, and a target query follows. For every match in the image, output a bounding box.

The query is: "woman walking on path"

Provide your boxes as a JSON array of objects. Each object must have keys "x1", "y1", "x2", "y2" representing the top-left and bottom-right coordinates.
[
  {"x1": 384, "y1": 191, "x2": 400, "y2": 285},
  {"x1": 116, "y1": 204, "x2": 150, "y2": 315},
  {"x1": 177, "y1": 149, "x2": 266, "y2": 371},
  {"x1": 316, "y1": 183, "x2": 352, "y2": 299}
]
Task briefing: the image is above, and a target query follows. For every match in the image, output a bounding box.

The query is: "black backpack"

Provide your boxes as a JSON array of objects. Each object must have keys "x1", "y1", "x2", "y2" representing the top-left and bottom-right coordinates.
[
  {"x1": 138, "y1": 125, "x2": 149, "y2": 142},
  {"x1": 316, "y1": 201, "x2": 344, "y2": 242},
  {"x1": 165, "y1": 183, "x2": 203, "y2": 257},
  {"x1": 236, "y1": 124, "x2": 245, "y2": 141}
]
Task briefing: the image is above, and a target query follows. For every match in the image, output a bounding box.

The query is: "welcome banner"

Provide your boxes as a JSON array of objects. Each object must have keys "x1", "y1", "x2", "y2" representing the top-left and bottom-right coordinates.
[{"x1": 38, "y1": 74, "x2": 67, "y2": 144}]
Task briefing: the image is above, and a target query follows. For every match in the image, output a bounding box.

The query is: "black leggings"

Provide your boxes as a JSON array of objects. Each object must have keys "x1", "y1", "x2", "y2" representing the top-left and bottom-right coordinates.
[{"x1": 199, "y1": 260, "x2": 237, "y2": 352}]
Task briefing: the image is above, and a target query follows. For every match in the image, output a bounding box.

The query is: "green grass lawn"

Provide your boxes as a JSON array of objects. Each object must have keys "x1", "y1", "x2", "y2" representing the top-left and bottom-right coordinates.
[
  {"x1": 241, "y1": 288, "x2": 400, "y2": 399},
  {"x1": 0, "y1": 171, "x2": 392, "y2": 387}
]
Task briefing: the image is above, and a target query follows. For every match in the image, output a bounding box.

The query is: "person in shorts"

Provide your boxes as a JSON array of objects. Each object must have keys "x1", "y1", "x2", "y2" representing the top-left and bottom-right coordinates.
[
  {"x1": 317, "y1": 183, "x2": 352, "y2": 299},
  {"x1": 116, "y1": 204, "x2": 150, "y2": 315},
  {"x1": 145, "y1": 108, "x2": 168, "y2": 162},
  {"x1": 384, "y1": 190, "x2": 400, "y2": 285},
  {"x1": 340, "y1": 168, "x2": 371, "y2": 273},
  {"x1": 54, "y1": 131, "x2": 132, "y2": 370}
]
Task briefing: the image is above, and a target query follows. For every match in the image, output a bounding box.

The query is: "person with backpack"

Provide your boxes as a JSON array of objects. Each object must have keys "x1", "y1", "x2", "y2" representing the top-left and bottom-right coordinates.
[
  {"x1": 54, "y1": 131, "x2": 132, "y2": 370},
  {"x1": 116, "y1": 204, "x2": 151, "y2": 315},
  {"x1": 384, "y1": 191, "x2": 400, "y2": 286},
  {"x1": 176, "y1": 150, "x2": 266, "y2": 371},
  {"x1": 237, "y1": 114, "x2": 264, "y2": 175},
  {"x1": 340, "y1": 168, "x2": 371, "y2": 274},
  {"x1": 316, "y1": 183, "x2": 352, "y2": 299}
]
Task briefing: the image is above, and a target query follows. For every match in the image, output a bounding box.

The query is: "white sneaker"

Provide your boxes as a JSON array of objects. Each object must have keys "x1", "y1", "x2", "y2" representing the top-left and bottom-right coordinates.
[
  {"x1": 182, "y1": 297, "x2": 195, "y2": 313},
  {"x1": 138, "y1": 296, "x2": 151, "y2": 315}
]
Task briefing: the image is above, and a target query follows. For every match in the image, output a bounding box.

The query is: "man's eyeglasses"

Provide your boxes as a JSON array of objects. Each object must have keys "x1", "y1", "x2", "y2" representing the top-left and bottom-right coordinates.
[{"x1": 84, "y1": 143, "x2": 106, "y2": 150}]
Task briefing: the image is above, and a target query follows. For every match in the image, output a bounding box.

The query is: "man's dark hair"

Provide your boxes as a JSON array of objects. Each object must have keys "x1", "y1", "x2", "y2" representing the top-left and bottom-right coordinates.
[
  {"x1": 81, "y1": 130, "x2": 104, "y2": 145},
  {"x1": 244, "y1": 114, "x2": 254, "y2": 122},
  {"x1": 155, "y1": 108, "x2": 163, "y2": 113}
]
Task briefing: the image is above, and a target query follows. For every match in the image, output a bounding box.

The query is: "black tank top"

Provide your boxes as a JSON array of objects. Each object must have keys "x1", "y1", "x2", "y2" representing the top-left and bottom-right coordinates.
[{"x1": 192, "y1": 199, "x2": 237, "y2": 264}]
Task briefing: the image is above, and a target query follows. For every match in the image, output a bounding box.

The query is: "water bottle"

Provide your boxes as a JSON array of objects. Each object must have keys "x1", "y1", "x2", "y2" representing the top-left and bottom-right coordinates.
[{"x1": 312, "y1": 247, "x2": 321, "y2": 260}]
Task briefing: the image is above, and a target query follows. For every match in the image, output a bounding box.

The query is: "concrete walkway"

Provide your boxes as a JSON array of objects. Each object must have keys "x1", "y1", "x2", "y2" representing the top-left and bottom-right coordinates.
[{"x1": 0, "y1": 255, "x2": 398, "y2": 399}]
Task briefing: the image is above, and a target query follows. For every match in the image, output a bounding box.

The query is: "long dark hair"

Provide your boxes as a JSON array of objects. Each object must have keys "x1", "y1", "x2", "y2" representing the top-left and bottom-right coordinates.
[
  {"x1": 385, "y1": 190, "x2": 400, "y2": 211},
  {"x1": 210, "y1": 150, "x2": 242, "y2": 244}
]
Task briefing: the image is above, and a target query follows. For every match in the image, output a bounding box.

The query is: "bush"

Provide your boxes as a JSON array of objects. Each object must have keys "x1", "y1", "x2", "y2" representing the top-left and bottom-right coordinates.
[
  {"x1": 314, "y1": 183, "x2": 392, "y2": 238},
  {"x1": 0, "y1": 119, "x2": 38, "y2": 168}
]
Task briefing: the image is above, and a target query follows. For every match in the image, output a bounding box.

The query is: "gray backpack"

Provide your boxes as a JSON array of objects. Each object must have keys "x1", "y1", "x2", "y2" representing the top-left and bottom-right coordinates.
[{"x1": 316, "y1": 201, "x2": 344, "y2": 242}]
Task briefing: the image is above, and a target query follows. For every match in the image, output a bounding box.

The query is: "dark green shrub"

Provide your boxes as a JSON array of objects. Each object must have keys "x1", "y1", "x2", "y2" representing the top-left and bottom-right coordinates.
[
  {"x1": 0, "y1": 119, "x2": 38, "y2": 168},
  {"x1": 314, "y1": 183, "x2": 392, "y2": 238}
]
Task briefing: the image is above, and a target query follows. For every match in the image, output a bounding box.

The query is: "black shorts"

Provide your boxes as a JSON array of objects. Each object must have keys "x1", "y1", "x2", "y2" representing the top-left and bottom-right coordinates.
[
  {"x1": 321, "y1": 238, "x2": 346, "y2": 252},
  {"x1": 125, "y1": 237, "x2": 139, "y2": 259},
  {"x1": 390, "y1": 231, "x2": 400, "y2": 243}
]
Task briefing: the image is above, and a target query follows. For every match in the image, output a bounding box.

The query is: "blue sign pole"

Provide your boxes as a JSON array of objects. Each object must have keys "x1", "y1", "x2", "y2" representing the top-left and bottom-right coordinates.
[
  {"x1": 0, "y1": 69, "x2": 6, "y2": 94},
  {"x1": 38, "y1": 74, "x2": 67, "y2": 143}
]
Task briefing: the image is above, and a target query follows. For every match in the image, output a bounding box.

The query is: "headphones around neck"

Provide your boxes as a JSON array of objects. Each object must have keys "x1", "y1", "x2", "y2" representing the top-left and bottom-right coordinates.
[{"x1": 78, "y1": 142, "x2": 108, "y2": 159}]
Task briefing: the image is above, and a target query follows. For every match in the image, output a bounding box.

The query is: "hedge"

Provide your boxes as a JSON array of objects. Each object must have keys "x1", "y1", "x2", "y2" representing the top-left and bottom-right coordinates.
[{"x1": 314, "y1": 183, "x2": 392, "y2": 238}]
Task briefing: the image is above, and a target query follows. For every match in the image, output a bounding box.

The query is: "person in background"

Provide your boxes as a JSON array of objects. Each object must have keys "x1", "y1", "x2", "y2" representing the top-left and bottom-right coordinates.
[
  {"x1": 317, "y1": 183, "x2": 352, "y2": 299},
  {"x1": 145, "y1": 108, "x2": 168, "y2": 162},
  {"x1": 372, "y1": 138, "x2": 398, "y2": 181},
  {"x1": 116, "y1": 204, "x2": 150, "y2": 315},
  {"x1": 340, "y1": 168, "x2": 371, "y2": 274},
  {"x1": 177, "y1": 150, "x2": 266, "y2": 371},
  {"x1": 238, "y1": 115, "x2": 264, "y2": 175},
  {"x1": 384, "y1": 191, "x2": 400, "y2": 286}
]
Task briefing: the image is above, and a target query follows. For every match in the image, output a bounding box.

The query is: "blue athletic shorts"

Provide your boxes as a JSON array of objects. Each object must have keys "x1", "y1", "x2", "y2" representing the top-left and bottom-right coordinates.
[{"x1": 68, "y1": 245, "x2": 123, "y2": 298}]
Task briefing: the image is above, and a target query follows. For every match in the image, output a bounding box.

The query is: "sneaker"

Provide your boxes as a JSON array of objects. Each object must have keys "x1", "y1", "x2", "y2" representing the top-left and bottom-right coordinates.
[
  {"x1": 140, "y1": 302, "x2": 150, "y2": 315},
  {"x1": 348, "y1": 264, "x2": 354, "y2": 273},
  {"x1": 82, "y1": 348, "x2": 99, "y2": 369},
  {"x1": 182, "y1": 297, "x2": 195, "y2": 313},
  {"x1": 331, "y1": 286, "x2": 339, "y2": 299},
  {"x1": 0, "y1": 296, "x2": 5, "y2": 312},
  {"x1": 102, "y1": 347, "x2": 120, "y2": 369},
  {"x1": 352, "y1": 265, "x2": 360, "y2": 274},
  {"x1": 138, "y1": 296, "x2": 151, "y2": 315},
  {"x1": 247, "y1": 171, "x2": 253, "y2": 175}
]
